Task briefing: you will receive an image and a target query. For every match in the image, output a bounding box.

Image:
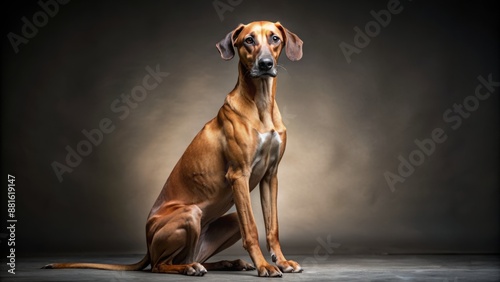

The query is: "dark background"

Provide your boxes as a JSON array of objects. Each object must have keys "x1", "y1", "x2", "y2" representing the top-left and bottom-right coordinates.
[{"x1": 1, "y1": 0, "x2": 498, "y2": 256}]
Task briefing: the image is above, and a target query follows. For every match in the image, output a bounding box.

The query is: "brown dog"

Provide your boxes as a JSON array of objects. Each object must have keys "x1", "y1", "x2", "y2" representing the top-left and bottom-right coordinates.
[{"x1": 43, "y1": 21, "x2": 303, "y2": 277}]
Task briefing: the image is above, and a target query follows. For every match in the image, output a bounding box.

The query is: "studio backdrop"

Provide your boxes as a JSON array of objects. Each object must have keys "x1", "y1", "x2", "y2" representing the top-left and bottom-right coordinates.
[{"x1": 1, "y1": 0, "x2": 498, "y2": 256}]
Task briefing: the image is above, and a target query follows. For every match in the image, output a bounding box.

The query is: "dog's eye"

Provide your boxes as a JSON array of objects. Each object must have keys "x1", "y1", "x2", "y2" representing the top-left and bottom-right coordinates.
[
  {"x1": 271, "y1": 35, "x2": 280, "y2": 43},
  {"x1": 244, "y1": 37, "x2": 255, "y2": 45}
]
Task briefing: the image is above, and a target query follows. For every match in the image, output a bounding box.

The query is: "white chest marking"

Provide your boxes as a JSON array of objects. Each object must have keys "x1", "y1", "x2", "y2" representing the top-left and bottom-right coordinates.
[{"x1": 252, "y1": 130, "x2": 282, "y2": 174}]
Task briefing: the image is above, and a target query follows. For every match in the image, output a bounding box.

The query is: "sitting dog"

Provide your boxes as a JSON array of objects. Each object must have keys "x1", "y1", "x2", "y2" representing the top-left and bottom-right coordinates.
[{"x1": 44, "y1": 20, "x2": 303, "y2": 277}]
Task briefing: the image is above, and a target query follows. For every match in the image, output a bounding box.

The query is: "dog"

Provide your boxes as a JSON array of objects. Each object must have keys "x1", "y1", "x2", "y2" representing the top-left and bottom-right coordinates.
[{"x1": 44, "y1": 20, "x2": 303, "y2": 277}]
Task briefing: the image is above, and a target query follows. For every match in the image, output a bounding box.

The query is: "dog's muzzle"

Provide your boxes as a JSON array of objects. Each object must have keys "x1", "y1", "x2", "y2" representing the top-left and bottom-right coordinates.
[{"x1": 251, "y1": 57, "x2": 277, "y2": 77}]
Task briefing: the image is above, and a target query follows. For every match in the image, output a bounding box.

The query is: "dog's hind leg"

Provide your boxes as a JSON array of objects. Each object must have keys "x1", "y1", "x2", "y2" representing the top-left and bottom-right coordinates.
[{"x1": 147, "y1": 204, "x2": 207, "y2": 276}]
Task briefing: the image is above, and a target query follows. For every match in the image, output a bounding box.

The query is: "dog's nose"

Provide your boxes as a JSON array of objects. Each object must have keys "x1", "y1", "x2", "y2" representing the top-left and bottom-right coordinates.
[{"x1": 258, "y1": 58, "x2": 274, "y2": 71}]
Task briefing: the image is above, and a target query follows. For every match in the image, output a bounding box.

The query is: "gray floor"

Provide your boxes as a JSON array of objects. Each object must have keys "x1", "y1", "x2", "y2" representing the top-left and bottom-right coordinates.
[{"x1": 1, "y1": 254, "x2": 499, "y2": 281}]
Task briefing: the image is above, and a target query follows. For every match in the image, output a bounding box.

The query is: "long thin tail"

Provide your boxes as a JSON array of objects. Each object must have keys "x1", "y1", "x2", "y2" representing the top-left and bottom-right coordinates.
[{"x1": 42, "y1": 253, "x2": 150, "y2": 271}]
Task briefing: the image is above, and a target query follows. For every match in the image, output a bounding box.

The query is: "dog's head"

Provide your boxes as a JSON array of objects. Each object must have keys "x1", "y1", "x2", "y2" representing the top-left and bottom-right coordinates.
[{"x1": 216, "y1": 21, "x2": 303, "y2": 78}]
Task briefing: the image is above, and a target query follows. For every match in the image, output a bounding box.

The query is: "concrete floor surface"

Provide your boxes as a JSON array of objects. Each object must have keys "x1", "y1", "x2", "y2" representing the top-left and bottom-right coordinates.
[{"x1": 1, "y1": 254, "x2": 499, "y2": 281}]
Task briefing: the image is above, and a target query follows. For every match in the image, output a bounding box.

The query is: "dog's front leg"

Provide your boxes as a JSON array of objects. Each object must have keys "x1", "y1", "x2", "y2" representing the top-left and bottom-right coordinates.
[
  {"x1": 227, "y1": 168, "x2": 283, "y2": 277},
  {"x1": 260, "y1": 172, "x2": 303, "y2": 273}
]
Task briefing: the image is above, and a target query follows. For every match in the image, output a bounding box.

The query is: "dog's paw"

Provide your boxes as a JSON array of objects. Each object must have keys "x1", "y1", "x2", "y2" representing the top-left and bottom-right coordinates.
[
  {"x1": 257, "y1": 263, "x2": 282, "y2": 277},
  {"x1": 212, "y1": 259, "x2": 255, "y2": 271},
  {"x1": 275, "y1": 259, "x2": 302, "y2": 273},
  {"x1": 229, "y1": 259, "x2": 256, "y2": 271},
  {"x1": 184, "y1": 263, "x2": 207, "y2": 276}
]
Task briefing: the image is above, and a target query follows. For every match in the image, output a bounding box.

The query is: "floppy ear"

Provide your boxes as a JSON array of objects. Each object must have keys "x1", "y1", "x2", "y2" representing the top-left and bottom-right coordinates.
[
  {"x1": 216, "y1": 24, "x2": 245, "y2": 60},
  {"x1": 275, "y1": 22, "x2": 303, "y2": 61}
]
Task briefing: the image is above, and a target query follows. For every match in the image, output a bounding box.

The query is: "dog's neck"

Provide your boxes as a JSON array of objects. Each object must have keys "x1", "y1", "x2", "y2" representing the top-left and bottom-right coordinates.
[{"x1": 235, "y1": 62, "x2": 277, "y2": 130}]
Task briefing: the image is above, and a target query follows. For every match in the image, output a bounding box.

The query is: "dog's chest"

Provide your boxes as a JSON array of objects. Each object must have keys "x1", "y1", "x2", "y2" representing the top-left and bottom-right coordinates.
[{"x1": 250, "y1": 130, "x2": 282, "y2": 185}]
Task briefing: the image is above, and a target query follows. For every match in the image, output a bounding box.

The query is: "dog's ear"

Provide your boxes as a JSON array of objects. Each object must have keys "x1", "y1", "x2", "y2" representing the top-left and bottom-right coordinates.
[
  {"x1": 275, "y1": 22, "x2": 303, "y2": 61},
  {"x1": 216, "y1": 24, "x2": 245, "y2": 60}
]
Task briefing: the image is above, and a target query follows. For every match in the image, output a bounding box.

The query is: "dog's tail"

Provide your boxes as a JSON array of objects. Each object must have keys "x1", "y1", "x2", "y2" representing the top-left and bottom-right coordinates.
[{"x1": 42, "y1": 253, "x2": 150, "y2": 271}]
